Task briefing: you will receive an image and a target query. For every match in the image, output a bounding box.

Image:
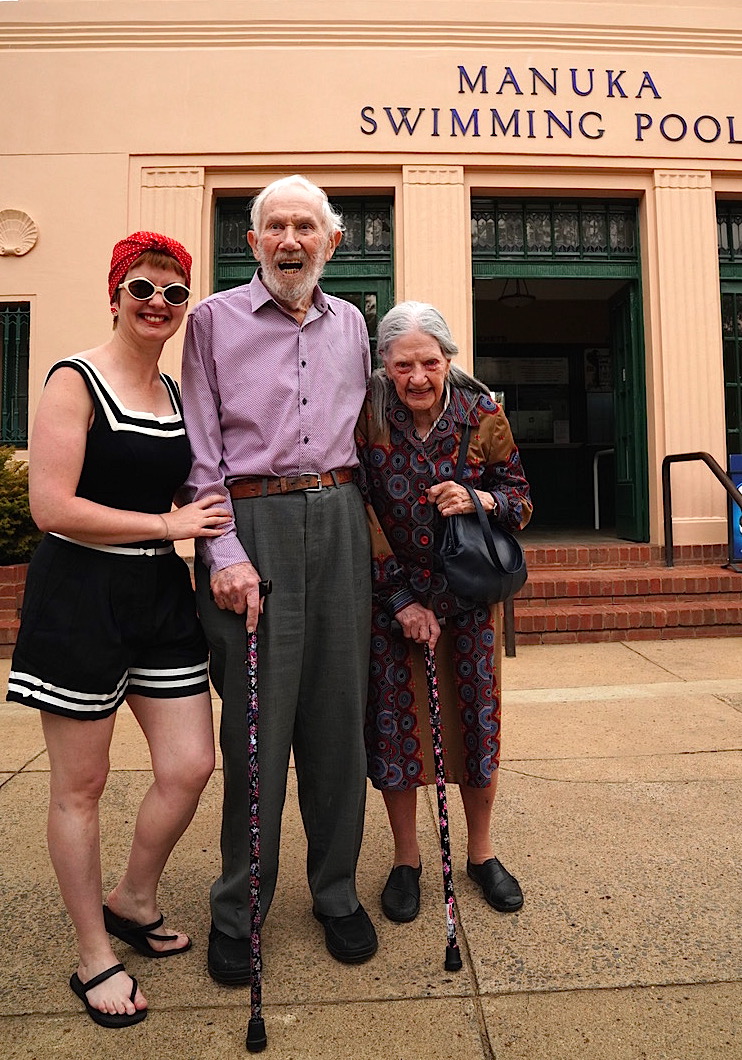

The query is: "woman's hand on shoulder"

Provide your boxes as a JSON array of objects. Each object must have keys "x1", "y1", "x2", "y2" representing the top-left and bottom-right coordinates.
[
  {"x1": 394, "y1": 602, "x2": 441, "y2": 649},
  {"x1": 161, "y1": 494, "x2": 231, "y2": 541}
]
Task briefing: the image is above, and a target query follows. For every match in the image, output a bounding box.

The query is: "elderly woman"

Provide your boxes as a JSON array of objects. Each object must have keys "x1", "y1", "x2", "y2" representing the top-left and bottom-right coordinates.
[
  {"x1": 356, "y1": 301, "x2": 532, "y2": 923},
  {"x1": 7, "y1": 232, "x2": 230, "y2": 1027}
]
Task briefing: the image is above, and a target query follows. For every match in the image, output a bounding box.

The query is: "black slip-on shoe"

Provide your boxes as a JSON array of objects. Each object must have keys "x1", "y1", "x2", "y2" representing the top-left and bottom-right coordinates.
[
  {"x1": 313, "y1": 903, "x2": 378, "y2": 964},
  {"x1": 381, "y1": 863, "x2": 422, "y2": 923},
  {"x1": 207, "y1": 921, "x2": 252, "y2": 985},
  {"x1": 466, "y1": 857, "x2": 524, "y2": 912}
]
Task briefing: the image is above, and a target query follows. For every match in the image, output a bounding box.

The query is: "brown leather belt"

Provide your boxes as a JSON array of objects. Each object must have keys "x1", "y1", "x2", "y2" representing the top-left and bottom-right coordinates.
[{"x1": 228, "y1": 468, "x2": 354, "y2": 500}]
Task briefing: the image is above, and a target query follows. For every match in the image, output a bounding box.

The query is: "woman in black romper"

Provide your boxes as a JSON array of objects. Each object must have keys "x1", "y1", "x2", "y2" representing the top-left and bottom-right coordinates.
[{"x1": 7, "y1": 232, "x2": 230, "y2": 1027}]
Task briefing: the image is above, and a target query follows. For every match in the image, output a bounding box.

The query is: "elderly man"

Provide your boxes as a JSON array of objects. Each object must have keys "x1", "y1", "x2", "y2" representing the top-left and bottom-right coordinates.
[{"x1": 181, "y1": 175, "x2": 376, "y2": 980}]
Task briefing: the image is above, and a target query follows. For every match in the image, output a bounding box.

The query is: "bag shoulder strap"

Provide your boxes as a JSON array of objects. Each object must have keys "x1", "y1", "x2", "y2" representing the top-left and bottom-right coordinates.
[{"x1": 452, "y1": 423, "x2": 472, "y2": 484}]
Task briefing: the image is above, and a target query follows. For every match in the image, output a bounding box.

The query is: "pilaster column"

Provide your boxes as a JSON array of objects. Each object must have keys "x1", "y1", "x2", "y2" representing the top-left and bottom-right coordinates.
[
  {"x1": 649, "y1": 170, "x2": 726, "y2": 544},
  {"x1": 140, "y1": 167, "x2": 205, "y2": 377},
  {"x1": 401, "y1": 166, "x2": 472, "y2": 368}
]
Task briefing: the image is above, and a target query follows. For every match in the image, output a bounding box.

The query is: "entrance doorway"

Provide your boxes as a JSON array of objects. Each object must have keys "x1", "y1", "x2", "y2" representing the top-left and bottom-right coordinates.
[
  {"x1": 471, "y1": 197, "x2": 649, "y2": 541},
  {"x1": 473, "y1": 276, "x2": 648, "y2": 539}
]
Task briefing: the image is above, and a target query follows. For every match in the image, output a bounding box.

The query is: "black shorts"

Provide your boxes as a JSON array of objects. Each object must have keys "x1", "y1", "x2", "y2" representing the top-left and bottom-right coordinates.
[{"x1": 7, "y1": 535, "x2": 209, "y2": 721}]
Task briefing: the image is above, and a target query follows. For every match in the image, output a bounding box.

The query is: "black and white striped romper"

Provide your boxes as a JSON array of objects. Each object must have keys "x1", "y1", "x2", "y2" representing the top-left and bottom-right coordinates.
[{"x1": 7, "y1": 356, "x2": 209, "y2": 720}]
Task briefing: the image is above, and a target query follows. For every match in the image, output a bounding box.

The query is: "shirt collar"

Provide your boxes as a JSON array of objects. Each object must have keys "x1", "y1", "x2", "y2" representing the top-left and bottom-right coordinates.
[{"x1": 248, "y1": 269, "x2": 334, "y2": 316}]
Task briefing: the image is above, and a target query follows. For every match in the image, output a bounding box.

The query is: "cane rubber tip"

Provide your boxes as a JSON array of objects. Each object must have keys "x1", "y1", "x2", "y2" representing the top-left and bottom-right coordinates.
[
  {"x1": 445, "y1": 945, "x2": 463, "y2": 972},
  {"x1": 246, "y1": 1017, "x2": 267, "y2": 1052}
]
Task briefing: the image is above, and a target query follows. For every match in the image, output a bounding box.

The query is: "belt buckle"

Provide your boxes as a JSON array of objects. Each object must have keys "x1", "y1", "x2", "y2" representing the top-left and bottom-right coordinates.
[{"x1": 304, "y1": 473, "x2": 324, "y2": 492}]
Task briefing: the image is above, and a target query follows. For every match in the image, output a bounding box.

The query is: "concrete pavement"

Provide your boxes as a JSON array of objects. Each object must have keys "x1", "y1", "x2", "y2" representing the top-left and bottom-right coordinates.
[{"x1": 1, "y1": 639, "x2": 741, "y2": 1059}]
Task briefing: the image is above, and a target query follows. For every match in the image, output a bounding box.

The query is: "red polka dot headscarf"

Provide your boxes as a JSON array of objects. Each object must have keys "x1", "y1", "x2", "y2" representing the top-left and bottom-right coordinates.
[{"x1": 108, "y1": 231, "x2": 193, "y2": 305}]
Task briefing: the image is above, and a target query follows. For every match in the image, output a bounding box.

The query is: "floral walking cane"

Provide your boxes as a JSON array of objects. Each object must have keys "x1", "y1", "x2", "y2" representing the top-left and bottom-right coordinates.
[
  {"x1": 423, "y1": 643, "x2": 463, "y2": 972},
  {"x1": 246, "y1": 578, "x2": 272, "y2": 1053}
]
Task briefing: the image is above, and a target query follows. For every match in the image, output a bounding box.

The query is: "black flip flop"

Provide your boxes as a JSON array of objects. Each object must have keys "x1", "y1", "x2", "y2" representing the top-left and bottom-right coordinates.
[
  {"x1": 69, "y1": 963, "x2": 147, "y2": 1028},
  {"x1": 103, "y1": 905, "x2": 192, "y2": 958}
]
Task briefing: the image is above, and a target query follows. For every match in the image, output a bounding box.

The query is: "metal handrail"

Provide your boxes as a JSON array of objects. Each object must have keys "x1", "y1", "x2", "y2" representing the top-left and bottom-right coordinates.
[{"x1": 662, "y1": 451, "x2": 742, "y2": 567}]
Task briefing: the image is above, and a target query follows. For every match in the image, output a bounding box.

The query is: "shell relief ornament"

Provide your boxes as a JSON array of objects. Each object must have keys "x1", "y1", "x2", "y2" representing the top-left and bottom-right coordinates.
[{"x1": 0, "y1": 210, "x2": 39, "y2": 256}]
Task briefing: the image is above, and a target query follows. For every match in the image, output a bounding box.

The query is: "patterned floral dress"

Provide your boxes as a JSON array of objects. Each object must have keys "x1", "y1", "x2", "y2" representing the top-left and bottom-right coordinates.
[{"x1": 356, "y1": 384, "x2": 532, "y2": 791}]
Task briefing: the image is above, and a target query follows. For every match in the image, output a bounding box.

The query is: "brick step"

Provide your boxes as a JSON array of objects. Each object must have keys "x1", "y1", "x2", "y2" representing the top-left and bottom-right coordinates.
[
  {"x1": 514, "y1": 599, "x2": 742, "y2": 643},
  {"x1": 523, "y1": 542, "x2": 729, "y2": 570},
  {"x1": 520, "y1": 565, "x2": 742, "y2": 602}
]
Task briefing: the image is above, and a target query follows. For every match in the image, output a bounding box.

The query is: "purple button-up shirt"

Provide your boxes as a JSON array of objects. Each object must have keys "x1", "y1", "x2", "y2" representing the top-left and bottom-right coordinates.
[{"x1": 180, "y1": 272, "x2": 371, "y2": 573}]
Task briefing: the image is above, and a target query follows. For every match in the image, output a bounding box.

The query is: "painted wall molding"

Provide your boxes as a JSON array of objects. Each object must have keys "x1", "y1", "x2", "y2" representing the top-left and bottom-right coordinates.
[{"x1": 3, "y1": 22, "x2": 742, "y2": 56}]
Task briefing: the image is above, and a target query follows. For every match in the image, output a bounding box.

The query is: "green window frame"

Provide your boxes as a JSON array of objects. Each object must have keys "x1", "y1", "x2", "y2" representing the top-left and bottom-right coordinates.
[{"x1": 0, "y1": 302, "x2": 30, "y2": 447}]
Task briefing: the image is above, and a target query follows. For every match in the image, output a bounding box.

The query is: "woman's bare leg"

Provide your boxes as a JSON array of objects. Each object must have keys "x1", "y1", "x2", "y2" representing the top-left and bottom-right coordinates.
[
  {"x1": 105, "y1": 691, "x2": 214, "y2": 951},
  {"x1": 42, "y1": 711, "x2": 147, "y2": 1017}
]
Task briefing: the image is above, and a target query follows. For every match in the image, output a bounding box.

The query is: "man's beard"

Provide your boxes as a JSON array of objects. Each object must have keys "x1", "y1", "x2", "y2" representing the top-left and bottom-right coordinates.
[{"x1": 261, "y1": 248, "x2": 326, "y2": 307}]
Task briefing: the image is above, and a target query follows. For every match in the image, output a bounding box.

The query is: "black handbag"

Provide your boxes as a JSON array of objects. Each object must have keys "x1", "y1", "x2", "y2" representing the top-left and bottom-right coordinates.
[{"x1": 437, "y1": 424, "x2": 528, "y2": 605}]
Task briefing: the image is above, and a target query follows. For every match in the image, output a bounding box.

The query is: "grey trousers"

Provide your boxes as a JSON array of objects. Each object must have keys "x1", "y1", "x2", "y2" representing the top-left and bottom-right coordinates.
[{"x1": 196, "y1": 482, "x2": 371, "y2": 937}]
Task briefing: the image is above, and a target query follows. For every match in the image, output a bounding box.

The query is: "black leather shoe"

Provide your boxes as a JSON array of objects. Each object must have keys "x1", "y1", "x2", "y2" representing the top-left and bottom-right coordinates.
[
  {"x1": 207, "y1": 921, "x2": 252, "y2": 985},
  {"x1": 466, "y1": 857, "x2": 524, "y2": 912},
  {"x1": 381, "y1": 863, "x2": 422, "y2": 923},
  {"x1": 313, "y1": 903, "x2": 378, "y2": 963}
]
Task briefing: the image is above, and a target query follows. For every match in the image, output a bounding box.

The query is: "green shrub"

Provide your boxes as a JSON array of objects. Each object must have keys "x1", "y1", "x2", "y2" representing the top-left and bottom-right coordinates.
[{"x1": 0, "y1": 447, "x2": 42, "y2": 565}]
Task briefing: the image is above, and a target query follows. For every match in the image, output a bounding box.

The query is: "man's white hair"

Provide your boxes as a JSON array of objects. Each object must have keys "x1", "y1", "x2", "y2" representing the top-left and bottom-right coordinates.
[{"x1": 250, "y1": 175, "x2": 344, "y2": 237}]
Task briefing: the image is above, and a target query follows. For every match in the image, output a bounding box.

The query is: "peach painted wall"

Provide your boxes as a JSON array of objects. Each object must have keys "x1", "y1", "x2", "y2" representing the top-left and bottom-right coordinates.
[{"x1": 1, "y1": 0, "x2": 742, "y2": 544}]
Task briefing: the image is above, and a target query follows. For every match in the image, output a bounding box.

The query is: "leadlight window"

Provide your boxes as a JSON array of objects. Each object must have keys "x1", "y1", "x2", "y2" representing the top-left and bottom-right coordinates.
[
  {"x1": 331, "y1": 200, "x2": 392, "y2": 258},
  {"x1": 718, "y1": 202, "x2": 742, "y2": 263},
  {"x1": 471, "y1": 199, "x2": 637, "y2": 261},
  {"x1": 214, "y1": 198, "x2": 392, "y2": 260},
  {"x1": 0, "y1": 302, "x2": 30, "y2": 447}
]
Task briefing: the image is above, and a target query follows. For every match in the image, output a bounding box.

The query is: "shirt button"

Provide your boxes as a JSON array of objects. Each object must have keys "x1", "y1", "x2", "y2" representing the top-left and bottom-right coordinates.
[
  {"x1": 302, "y1": 398, "x2": 307, "y2": 405},
  {"x1": 301, "y1": 361, "x2": 306, "y2": 367},
  {"x1": 304, "y1": 437, "x2": 309, "y2": 444}
]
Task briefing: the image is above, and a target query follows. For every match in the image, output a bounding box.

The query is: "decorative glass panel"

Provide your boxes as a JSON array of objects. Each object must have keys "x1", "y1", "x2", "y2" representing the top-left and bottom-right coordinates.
[
  {"x1": 365, "y1": 210, "x2": 392, "y2": 253},
  {"x1": 216, "y1": 202, "x2": 250, "y2": 259},
  {"x1": 472, "y1": 199, "x2": 638, "y2": 260},
  {"x1": 718, "y1": 202, "x2": 742, "y2": 262},
  {"x1": 581, "y1": 212, "x2": 608, "y2": 255},
  {"x1": 553, "y1": 211, "x2": 580, "y2": 254},
  {"x1": 471, "y1": 209, "x2": 497, "y2": 251},
  {"x1": 610, "y1": 214, "x2": 635, "y2": 255},
  {"x1": 340, "y1": 208, "x2": 363, "y2": 254},
  {"x1": 497, "y1": 208, "x2": 524, "y2": 255},
  {"x1": 526, "y1": 209, "x2": 552, "y2": 255},
  {"x1": 330, "y1": 200, "x2": 392, "y2": 258}
]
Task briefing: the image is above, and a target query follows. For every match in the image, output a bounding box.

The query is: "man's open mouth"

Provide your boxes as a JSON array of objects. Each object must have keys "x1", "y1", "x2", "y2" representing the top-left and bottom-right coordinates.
[{"x1": 278, "y1": 261, "x2": 303, "y2": 274}]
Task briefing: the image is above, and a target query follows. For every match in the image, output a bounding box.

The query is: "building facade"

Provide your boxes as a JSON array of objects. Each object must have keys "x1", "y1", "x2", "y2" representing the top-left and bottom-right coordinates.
[{"x1": 2, "y1": 0, "x2": 742, "y2": 545}]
